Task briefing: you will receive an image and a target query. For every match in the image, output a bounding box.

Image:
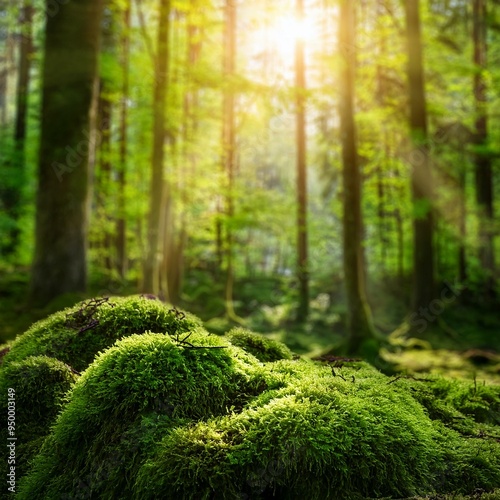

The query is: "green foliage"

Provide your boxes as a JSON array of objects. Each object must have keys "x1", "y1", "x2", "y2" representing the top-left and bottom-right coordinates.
[
  {"x1": 2, "y1": 295, "x2": 201, "y2": 371},
  {"x1": 226, "y1": 327, "x2": 293, "y2": 362}
]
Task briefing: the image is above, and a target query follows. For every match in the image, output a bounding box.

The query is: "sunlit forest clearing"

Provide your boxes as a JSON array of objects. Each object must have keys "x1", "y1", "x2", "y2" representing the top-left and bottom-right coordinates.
[{"x1": 1, "y1": 0, "x2": 500, "y2": 498}]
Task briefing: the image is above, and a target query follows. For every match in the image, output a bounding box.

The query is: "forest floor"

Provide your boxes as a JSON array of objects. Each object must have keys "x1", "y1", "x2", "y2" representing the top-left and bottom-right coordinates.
[
  {"x1": 1, "y1": 269, "x2": 500, "y2": 500},
  {"x1": 1, "y1": 268, "x2": 500, "y2": 387}
]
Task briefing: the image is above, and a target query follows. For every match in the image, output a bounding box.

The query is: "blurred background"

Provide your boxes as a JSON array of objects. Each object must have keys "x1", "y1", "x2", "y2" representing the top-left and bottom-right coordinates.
[{"x1": 0, "y1": 0, "x2": 499, "y2": 380}]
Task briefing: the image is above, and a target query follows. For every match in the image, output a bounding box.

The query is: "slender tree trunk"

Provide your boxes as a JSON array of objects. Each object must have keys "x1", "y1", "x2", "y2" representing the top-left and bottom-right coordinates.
[
  {"x1": 1, "y1": 0, "x2": 33, "y2": 256},
  {"x1": 168, "y1": 3, "x2": 200, "y2": 302},
  {"x1": 377, "y1": 163, "x2": 386, "y2": 270},
  {"x1": 473, "y1": 0, "x2": 494, "y2": 286},
  {"x1": 376, "y1": 6, "x2": 388, "y2": 273},
  {"x1": 295, "y1": 0, "x2": 309, "y2": 322},
  {"x1": 0, "y1": 68, "x2": 6, "y2": 126},
  {"x1": 0, "y1": 2, "x2": 14, "y2": 127},
  {"x1": 14, "y1": 0, "x2": 32, "y2": 149},
  {"x1": 97, "y1": 79, "x2": 113, "y2": 271},
  {"x1": 458, "y1": 165, "x2": 467, "y2": 283},
  {"x1": 30, "y1": 0, "x2": 104, "y2": 306},
  {"x1": 405, "y1": 0, "x2": 435, "y2": 312},
  {"x1": 396, "y1": 208, "x2": 404, "y2": 282},
  {"x1": 143, "y1": 0, "x2": 170, "y2": 294},
  {"x1": 338, "y1": 0, "x2": 376, "y2": 354},
  {"x1": 393, "y1": 162, "x2": 405, "y2": 283},
  {"x1": 223, "y1": 0, "x2": 238, "y2": 320},
  {"x1": 117, "y1": 3, "x2": 131, "y2": 279}
]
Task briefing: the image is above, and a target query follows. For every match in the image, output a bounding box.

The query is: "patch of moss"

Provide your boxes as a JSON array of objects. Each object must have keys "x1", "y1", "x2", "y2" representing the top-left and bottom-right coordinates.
[
  {"x1": 0, "y1": 355, "x2": 77, "y2": 487},
  {"x1": 390, "y1": 376, "x2": 500, "y2": 435},
  {"x1": 8, "y1": 298, "x2": 500, "y2": 499},
  {"x1": 2, "y1": 295, "x2": 201, "y2": 372},
  {"x1": 17, "y1": 331, "x2": 500, "y2": 499},
  {"x1": 17, "y1": 331, "x2": 269, "y2": 499},
  {"x1": 227, "y1": 327, "x2": 293, "y2": 362}
]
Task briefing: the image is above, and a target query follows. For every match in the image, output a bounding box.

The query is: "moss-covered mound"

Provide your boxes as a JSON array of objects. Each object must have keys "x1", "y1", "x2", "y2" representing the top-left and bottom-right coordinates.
[
  {"x1": 0, "y1": 295, "x2": 201, "y2": 498},
  {"x1": 13, "y1": 324, "x2": 500, "y2": 499},
  {"x1": 227, "y1": 327, "x2": 293, "y2": 362},
  {"x1": 0, "y1": 356, "x2": 77, "y2": 486},
  {"x1": 2, "y1": 298, "x2": 499, "y2": 499},
  {"x1": 2, "y1": 295, "x2": 201, "y2": 372},
  {"x1": 16, "y1": 331, "x2": 269, "y2": 499}
]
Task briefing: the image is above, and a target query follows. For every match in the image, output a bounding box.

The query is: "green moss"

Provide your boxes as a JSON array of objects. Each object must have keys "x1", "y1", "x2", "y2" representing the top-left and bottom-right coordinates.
[
  {"x1": 11, "y1": 299, "x2": 500, "y2": 499},
  {"x1": 17, "y1": 331, "x2": 269, "y2": 499},
  {"x1": 391, "y1": 376, "x2": 500, "y2": 435},
  {"x1": 0, "y1": 355, "x2": 77, "y2": 487},
  {"x1": 0, "y1": 355, "x2": 77, "y2": 440},
  {"x1": 227, "y1": 327, "x2": 293, "y2": 362},
  {"x1": 2, "y1": 295, "x2": 201, "y2": 371}
]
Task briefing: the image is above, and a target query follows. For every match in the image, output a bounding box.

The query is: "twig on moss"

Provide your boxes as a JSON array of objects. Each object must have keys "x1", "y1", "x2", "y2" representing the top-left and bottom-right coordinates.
[
  {"x1": 312, "y1": 355, "x2": 362, "y2": 363},
  {"x1": 65, "y1": 297, "x2": 115, "y2": 334},
  {"x1": 172, "y1": 331, "x2": 227, "y2": 350},
  {"x1": 64, "y1": 363, "x2": 81, "y2": 376},
  {"x1": 169, "y1": 307, "x2": 186, "y2": 320},
  {"x1": 387, "y1": 375, "x2": 431, "y2": 384}
]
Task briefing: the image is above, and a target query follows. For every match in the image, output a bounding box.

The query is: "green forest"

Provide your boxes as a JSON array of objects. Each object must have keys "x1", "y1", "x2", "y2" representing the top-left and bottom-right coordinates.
[{"x1": 1, "y1": 0, "x2": 500, "y2": 498}]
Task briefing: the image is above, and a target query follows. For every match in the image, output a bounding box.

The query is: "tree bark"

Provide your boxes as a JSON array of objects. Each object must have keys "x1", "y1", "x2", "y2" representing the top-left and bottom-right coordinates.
[
  {"x1": 295, "y1": 0, "x2": 309, "y2": 322},
  {"x1": 143, "y1": 0, "x2": 170, "y2": 294},
  {"x1": 0, "y1": 1, "x2": 14, "y2": 126},
  {"x1": 30, "y1": 0, "x2": 104, "y2": 306},
  {"x1": 223, "y1": 0, "x2": 238, "y2": 320},
  {"x1": 473, "y1": 0, "x2": 494, "y2": 286},
  {"x1": 458, "y1": 164, "x2": 467, "y2": 283},
  {"x1": 1, "y1": 0, "x2": 33, "y2": 256},
  {"x1": 338, "y1": 0, "x2": 376, "y2": 354},
  {"x1": 116, "y1": 3, "x2": 130, "y2": 279},
  {"x1": 405, "y1": 0, "x2": 435, "y2": 312}
]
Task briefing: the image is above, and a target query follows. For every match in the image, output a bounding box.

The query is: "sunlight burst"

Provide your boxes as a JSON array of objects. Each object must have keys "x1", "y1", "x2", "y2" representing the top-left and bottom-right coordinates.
[{"x1": 260, "y1": 15, "x2": 316, "y2": 63}]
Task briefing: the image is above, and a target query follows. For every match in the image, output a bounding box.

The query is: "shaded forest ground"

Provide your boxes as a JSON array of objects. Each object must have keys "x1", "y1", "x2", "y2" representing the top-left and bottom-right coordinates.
[{"x1": 1, "y1": 268, "x2": 499, "y2": 386}]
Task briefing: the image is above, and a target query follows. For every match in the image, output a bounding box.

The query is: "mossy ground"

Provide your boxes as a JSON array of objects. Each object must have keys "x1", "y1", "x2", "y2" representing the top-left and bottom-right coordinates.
[{"x1": 1, "y1": 295, "x2": 499, "y2": 499}]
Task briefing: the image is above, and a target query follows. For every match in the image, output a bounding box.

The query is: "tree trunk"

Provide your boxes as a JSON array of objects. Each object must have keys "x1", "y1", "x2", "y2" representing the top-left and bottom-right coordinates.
[
  {"x1": 0, "y1": 2, "x2": 14, "y2": 126},
  {"x1": 458, "y1": 165, "x2": 467, "y2": 283},
  {"x1": 377, "y1": 163, "x2": 386, "y2": 271},
  {"x1": 473, "y1": 0, "x2": 494, "y2": 286},
  {"x1": 143, "y1": 0, "x2": 170, "y2": 294},
  {"x1": 393, "y1": 162, "x2": 405, "y2": 283},
  {"x1": 97, "y1": 79, "x2": 113, "y2": 271},
  {"x1": 167, "y1": 2, "x2": 200, "y2": 303},
  {"x1": 338, "y1": 0, "x2": 376, "y2": 354},
  {"x1": 116, "y1": 3, "x2": 131, "y2": 279},
  {"x1": 295, "y1": 0, "x2": 309, "y2": 322},
  {"x1": 405, "y1": 0, "x2": 435, "y2": 312},
  {"x1": 30, "y1": 0, "x2": 104, "y2": 306},
  {"x1": 1, "y1": 0, "x2": 33, "y2": 256},
  {"x1": 223, "y1": 0, "x2": 238, "y2": 320}
]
